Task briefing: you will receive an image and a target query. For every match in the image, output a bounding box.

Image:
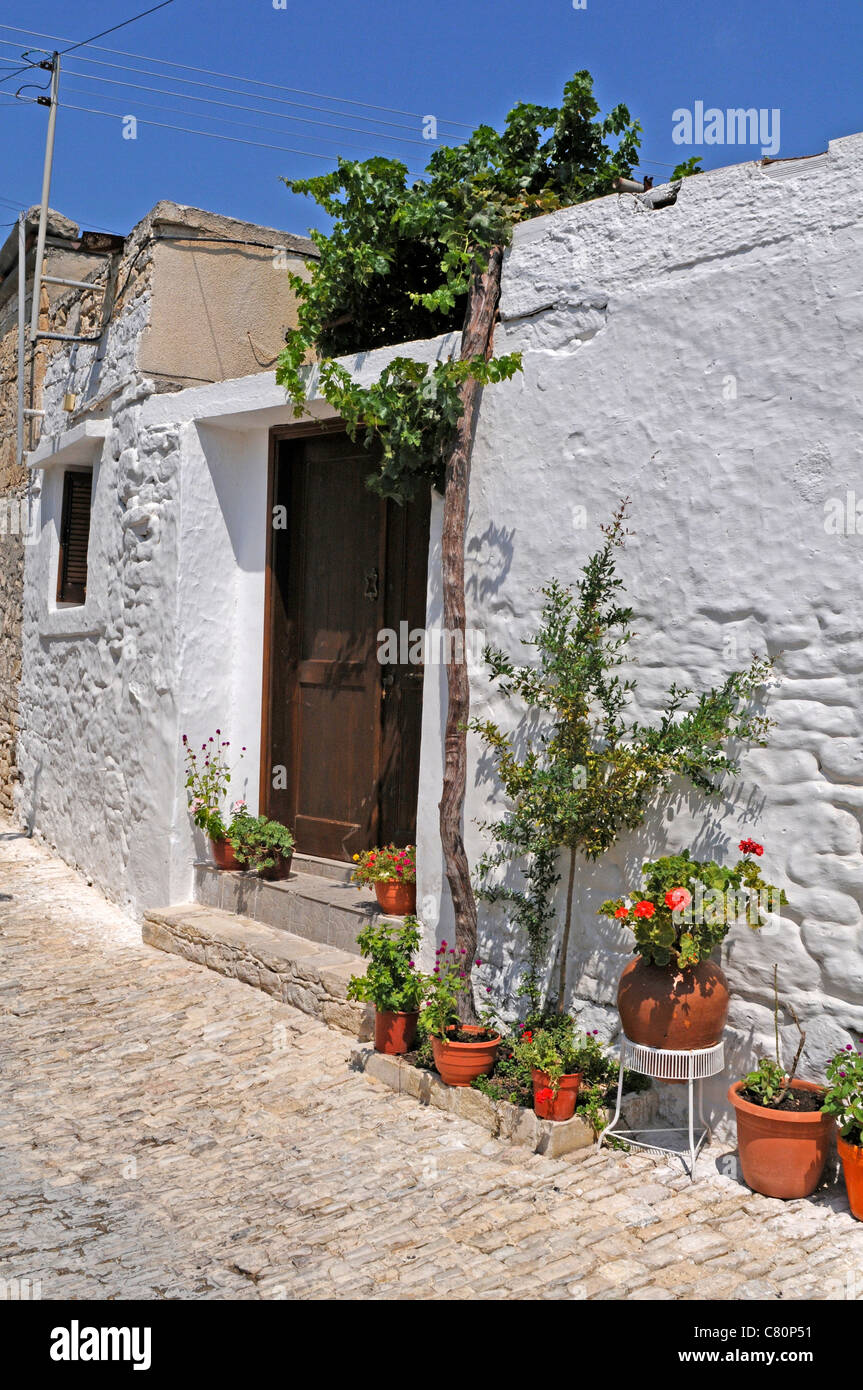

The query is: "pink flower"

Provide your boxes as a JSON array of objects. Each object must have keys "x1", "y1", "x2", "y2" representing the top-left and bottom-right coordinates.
[
  {"x1": 665, "y1": 887, "x2": 692, "y2": 912},
  {"x1": 232, "y1": 800, "x2": 246, "y2": 813}
]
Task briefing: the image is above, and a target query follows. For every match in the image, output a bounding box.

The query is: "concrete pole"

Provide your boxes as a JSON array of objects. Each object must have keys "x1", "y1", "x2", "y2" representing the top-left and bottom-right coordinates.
[{"x1": 29, "y1": 53, "x2": 60, "y2": 339}]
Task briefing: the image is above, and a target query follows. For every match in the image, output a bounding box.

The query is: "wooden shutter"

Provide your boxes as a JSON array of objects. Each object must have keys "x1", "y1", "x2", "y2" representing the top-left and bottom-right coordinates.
[{"x1": 57, "y1": 470, "x2": 93, "y2": 605}]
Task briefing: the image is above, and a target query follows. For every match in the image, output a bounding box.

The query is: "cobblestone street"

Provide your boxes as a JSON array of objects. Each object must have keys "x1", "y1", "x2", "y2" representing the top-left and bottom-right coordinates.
[{"x1": 2, "y1": 826, "x2": 863, "y2": 1302}]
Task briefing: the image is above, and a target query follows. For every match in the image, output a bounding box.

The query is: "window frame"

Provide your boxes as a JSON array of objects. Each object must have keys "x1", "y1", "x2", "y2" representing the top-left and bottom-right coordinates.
[{"x1": 56, "y1": 466, "x2": 94, "y2": 607}]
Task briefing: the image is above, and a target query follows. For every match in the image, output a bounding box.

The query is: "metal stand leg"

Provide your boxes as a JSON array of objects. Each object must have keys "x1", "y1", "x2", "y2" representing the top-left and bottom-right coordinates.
[
  {"x1": 597, "y1": 1046, "x2": 626, "y2": 1150},
  {"x1": 687, "y1": 1072, "x2": 696, "y2": 1179}
]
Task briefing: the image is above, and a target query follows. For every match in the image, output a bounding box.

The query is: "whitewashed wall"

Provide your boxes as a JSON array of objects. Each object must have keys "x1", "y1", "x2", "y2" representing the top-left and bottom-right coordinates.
[{"x1": 418, "y1": 133, "x2": 863, "y2": 1118}]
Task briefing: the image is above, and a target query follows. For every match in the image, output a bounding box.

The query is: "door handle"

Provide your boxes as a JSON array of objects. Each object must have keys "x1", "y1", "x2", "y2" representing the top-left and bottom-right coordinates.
[{"x1": 364, "y1": 568, "x2": 379, "y2": 601}]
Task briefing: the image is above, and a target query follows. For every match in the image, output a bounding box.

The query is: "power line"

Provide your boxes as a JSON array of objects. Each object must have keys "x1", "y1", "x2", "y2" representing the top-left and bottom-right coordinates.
[
  {"x1": 57, "y1": 99, "x2": 427, "y2": 177},
  {"x1": 0, "y1": 23, "x2": 476, "y2": 127},
  {"x1": 57, "y1": 1, "x2": 176, "y2": 57},
  {"x1": 58, "y1": 51, "x2": 437, "y2": 135},
  {"x1": 61, "y1": 82, "x2": 432, "y2": 157},
  {"x1": 58, "y1": 67, "x2": 436, "y2": 145}
]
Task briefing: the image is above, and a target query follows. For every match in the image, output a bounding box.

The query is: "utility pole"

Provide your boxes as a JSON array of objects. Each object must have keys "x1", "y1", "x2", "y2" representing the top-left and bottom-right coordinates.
[{"x1": 29, "y1": 52, "x2": 60, "y2": 339}]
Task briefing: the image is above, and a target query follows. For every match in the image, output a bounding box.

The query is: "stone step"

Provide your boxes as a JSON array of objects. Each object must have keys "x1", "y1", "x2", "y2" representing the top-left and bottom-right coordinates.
[
  {"x1": 142, "y1": 903, "x2": 373, "y2": 1039},
  {"x1": 194, "y1": 863, "x2": 387, "y2": 957},
  {"x1": 291, "y1": 852, "x2": 355, "y2": 884}
]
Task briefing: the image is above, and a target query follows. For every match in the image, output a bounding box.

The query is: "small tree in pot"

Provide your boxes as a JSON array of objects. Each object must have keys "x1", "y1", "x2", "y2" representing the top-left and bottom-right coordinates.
[
  {"x1": 472, "y1": 504, "x2": 776, "y2": 1017},
  {"x1": 347, "y1": 917, "x2": 426, "y2": 1054}
]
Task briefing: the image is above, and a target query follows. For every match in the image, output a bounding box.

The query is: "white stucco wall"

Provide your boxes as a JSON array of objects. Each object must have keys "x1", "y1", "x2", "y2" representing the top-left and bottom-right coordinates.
[{"x1": 420, "y1": 132, "x2": 863, "y2": 1120}]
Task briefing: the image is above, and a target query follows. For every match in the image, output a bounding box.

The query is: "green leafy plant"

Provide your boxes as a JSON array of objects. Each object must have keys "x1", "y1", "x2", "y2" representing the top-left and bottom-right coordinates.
[
  {"x1": 346, "y1": 916, "x2": 425, "y2": 1013},
  {"x1": 227, "y1": 812, "x2": 294, "y2": 874},
  {"x1": 823, "y1": 1043, "x2": 863, "y2": 1146},
  {"x1": 516, "y1": 1017, "x2": 587, "y2": 1092},
  {"x1": 422, "y1": 940, "x2": 496, "y2": 1039},
  {"x1": 351, "y1": 844, "x2": 416, "y2": 885},
  {"x1": 473, "y1": 503, "x2": 776, "y2": 1011},
  {"x1": 670, "y1": 155, "x2": 703, "y2": 180},
  {"x1": 598, "y1": 841, "x2": 787, "y2": 968},
  {"x1": 182, "y1": 731, "x2": 245, "y2": 840}
]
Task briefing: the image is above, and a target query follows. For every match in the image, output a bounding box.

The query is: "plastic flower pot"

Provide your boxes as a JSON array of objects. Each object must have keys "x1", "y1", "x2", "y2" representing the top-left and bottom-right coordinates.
[
  {"x1": 532, "y1": 1069, "x2": 582, "y2": 1122},
  {"x1": 728, "y1": 1080, "x2": 832, "y2": 1199},
  {"x1": 374, "y1": 1009, "x2": 419, "y2": 1055},
  {"x1": 211, "y1": 836, "x2": 240, "y2": 871},
  {"x1": 258, "y1": 852, "x2": 293, "y2": 881},
  {"x1": 837, "y1": 1134, "x2": 863, "y2": 1221},
  {"x1": 618, "y1": 956, "x2": 730, "y2": 1051},
  {"x1": 374, "y1": 880, "x2": 416, "y2": 916},
  {"x1": 431, "y1": 1026, "x2": 501, "y2": 1087}
]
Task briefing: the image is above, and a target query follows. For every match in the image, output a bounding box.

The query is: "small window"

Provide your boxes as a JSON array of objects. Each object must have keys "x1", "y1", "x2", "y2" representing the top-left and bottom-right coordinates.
[{"x1": 56, "y1": 469, "x2": 93, "y2": 605}]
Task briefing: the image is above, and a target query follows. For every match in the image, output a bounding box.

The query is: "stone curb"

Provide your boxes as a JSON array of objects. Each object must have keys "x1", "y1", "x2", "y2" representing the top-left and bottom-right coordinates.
[
  {"x1": 143, "y1": 906, "x2": 374, "y2": 1040},
  {"x1": 350, "y1": 1044, "x2": 658, "y2": 1158}
]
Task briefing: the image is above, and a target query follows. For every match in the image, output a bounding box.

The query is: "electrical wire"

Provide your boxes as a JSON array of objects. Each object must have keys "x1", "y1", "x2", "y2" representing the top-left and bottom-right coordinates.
[
  {"x1": 58, "y1": 68, "x2": 436, "y2": 145},
  {"x1": 60, "y1": 82, "x2": 431, "y2": 157},
  {"x1": 57, "y1": 2, "x2": 176, "y2": 56},
  {"x1": 57, "y1": 99, "x2": 427, "y2": 177},
  {"x1": 0, "y1": 23, "x2": 475, "y2": 127}
]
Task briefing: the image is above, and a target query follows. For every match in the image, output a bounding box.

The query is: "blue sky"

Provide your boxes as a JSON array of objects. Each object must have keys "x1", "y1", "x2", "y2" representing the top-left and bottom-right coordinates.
[{"x1": 1, "y1": 0, "x2": 862, "y2": 240}]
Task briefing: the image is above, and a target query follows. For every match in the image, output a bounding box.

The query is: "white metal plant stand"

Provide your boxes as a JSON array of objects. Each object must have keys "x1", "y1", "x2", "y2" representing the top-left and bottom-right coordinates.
[{"x1": 598, "y1": 1035, "x2": 725, "y2": 1179}]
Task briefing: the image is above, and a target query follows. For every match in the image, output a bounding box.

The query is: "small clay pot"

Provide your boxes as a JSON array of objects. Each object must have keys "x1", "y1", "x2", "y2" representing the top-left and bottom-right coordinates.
[
  {"x1": 258, "y1": 852, "x2": 293, "y2": 881},
  {"x1": 532, "y1": 1068, "x2": 582, "y2": 1122},
  {"x1": 729, "y1": 1079, "x2": 831, "y2": 1199},
  {"x1": 374, "y1": 1009, "x2": 419, "y2": 1055},
  {"x1": 431, "y1": 1025, "x2": 500, "y2": 1087},
  {"x1": 618, "y1": 956, "x2": 730, "y2": 1051},
  {"x1": 374, "y1": 880, "x2": 416, "y2": 916},
  {"x1": 837, "y1": 1133, "x2": 863, "y2": 1221},
  {"x1": 211, "y1": 836, "x2": 240, "y2": 871}
]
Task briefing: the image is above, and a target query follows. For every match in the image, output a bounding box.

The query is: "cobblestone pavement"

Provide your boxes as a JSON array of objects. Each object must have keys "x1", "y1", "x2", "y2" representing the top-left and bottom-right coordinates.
[{"x1": 2, "y1": 827, "x2": 863, "y2": 1301}]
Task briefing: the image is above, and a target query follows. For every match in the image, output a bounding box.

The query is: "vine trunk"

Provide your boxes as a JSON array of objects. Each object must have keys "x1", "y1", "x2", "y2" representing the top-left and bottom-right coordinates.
[{"x1": 439, "y1": 244, "x2": 504, "y2": 1023}]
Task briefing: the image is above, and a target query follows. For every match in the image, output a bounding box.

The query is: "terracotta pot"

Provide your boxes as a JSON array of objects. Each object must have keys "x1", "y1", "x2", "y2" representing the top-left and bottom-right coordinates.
[
  {"x1": 431, "y1": 1025, "x2": 501, "y2": 1087},
  {"x1": 618, "y1": 955, "x2": 730, "y2": 1050},
  {"x1": 258, "y1": 852, "x2": 293, "y2": 881},
  {"x1": 729, "y1": 1080, "x2": 831, "y2": 1199},
  {"x1": 211, "y1": 836, "x2": 240, "y2": 871},
  {"x1": 374, "y1": 1009, "x2": 419, "y2": 1055},
  {"x1": 837, "y1": 1133, "x2": 863, "y2": 1221},
  {"x1": 374, "y1": 880, "x2": 416, "y2": 916},
  {"x1": 532, "y1": 1068, "x2": 582, "y2": 1122}
]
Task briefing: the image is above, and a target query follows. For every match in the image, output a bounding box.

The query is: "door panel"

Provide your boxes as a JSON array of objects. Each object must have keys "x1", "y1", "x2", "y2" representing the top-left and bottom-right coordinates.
[{"x1": 263, "y1": 431, "x2": 430, "y2": 860}]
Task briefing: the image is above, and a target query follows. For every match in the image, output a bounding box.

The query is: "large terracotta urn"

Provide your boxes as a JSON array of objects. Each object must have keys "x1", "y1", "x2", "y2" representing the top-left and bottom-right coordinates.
[{"x1": 617, "y1": 956, "x2": 730, "y2": 1051}]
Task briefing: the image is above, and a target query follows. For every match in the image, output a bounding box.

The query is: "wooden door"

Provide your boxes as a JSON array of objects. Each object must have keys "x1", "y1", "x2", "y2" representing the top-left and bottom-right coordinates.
[{"x1": 262, "y1": 430, "x2": 430, "y2": 860}]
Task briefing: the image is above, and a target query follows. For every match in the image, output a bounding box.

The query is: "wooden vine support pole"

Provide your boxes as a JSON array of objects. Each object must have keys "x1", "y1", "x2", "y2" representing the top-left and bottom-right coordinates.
[{"x1": 439, "y1": 243, "x2": 504, "y2": 1022}]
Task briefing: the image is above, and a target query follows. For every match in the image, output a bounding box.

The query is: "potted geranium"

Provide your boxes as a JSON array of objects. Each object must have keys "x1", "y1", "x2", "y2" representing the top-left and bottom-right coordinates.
[
  {"x1": 352, "y1": 844, "x2": 416, "y2": 915},
  {"x1": 423, "y1": 943, "x2": 500, "y2": 1086},
  {"x1": 516, "y1": 1017, "x2": 587, "y2": 1121},
  {"x1": 729, "y1": 969, "x2": 831, "y2": 1199},
  {"x1": 347, "y1": 917, "x2": 426, "y2": 1054},
  {"x1": 183, "y1": 732, "x2": 246, "y2": 868},
  {"x1": 599, "y1": 839, "x2": 786, "y2": 1051},
  {"x1": 823, "y1": 1042, "x2": 863, "y2": 1220},
  {"x1": 227, "y1": 810, "x2": 294, "y2": 880}
]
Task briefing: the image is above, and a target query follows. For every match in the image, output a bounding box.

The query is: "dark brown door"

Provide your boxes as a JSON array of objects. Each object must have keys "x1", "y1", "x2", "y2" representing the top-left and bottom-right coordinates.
[{"x1": 262, "y1": 430, "x2": 430, "y2": 860}]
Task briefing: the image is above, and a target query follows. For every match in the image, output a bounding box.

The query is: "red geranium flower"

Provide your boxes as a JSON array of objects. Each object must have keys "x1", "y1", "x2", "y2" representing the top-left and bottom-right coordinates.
[
  {"x1": 739, "y1": 838, "x2": 764, "y2": 857},
  {"x1": 614, "y1": 906, "x2": 629, "y2": 920},
  {"x1": 535, "y1": 1087, "x2": 554, "y2": 1103},
  {"x1": 633, "y1": 900, "x2": 655, "y2": 919},
  {"x1": 665, "y1": 887, "x2": 692, "y2": 912},
  {"x1": 521, "y1": 1029, "x2": 533, "y2": 1043}
]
